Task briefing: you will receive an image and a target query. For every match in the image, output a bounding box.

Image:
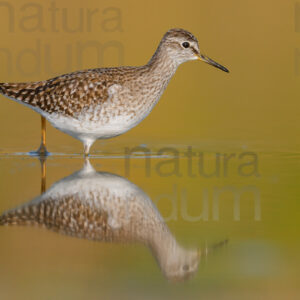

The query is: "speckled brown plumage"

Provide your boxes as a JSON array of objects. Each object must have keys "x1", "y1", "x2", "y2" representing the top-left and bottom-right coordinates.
[
  {"x1": 0, "y1": 28, "x2": 228, "y2": 153},
  {"x1": 0, "y1": 29, "x2": 199, "y2": 118},
  {"x1": 0, "y1": 68, "x2": 130, "y2": 117},
  {"x1": 0, "y1": 195, "x2": 118, "y2": 241}
]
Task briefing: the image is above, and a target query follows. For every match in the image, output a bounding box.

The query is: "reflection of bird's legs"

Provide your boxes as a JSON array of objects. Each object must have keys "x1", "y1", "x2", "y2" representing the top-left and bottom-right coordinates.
[
  {"x1": 37, "y1": 116, "x2": 48, "y2": 156},
  {"x1": 82, "y1": 157, "x2": 95, "y2": 174},
  {"x1": 40, "y1": 157, "x2": 46, "y2": 194}
]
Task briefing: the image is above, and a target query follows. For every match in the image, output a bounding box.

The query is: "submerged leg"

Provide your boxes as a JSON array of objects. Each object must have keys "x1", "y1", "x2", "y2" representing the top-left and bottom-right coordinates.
[{"x1": 37, "y1": 116, "x2": 48, "y2": 156}]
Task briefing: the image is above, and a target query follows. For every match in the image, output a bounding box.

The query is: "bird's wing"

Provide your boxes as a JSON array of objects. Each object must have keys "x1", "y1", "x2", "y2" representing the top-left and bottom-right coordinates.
[
  {"x1": 0, "y1": 194, "x2": 109, "y2": 240},
  {"x1": 0, "y1": 69, "x2": 118, "y2": 117}
]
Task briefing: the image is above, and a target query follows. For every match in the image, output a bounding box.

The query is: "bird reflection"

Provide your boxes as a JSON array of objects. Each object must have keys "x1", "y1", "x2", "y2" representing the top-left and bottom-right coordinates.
[{"x1": 0, "y1": 159, "x2": 201, "y2": 281}]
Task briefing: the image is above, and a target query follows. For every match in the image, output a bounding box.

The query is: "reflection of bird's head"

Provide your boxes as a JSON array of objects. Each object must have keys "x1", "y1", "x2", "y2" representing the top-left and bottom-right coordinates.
[{"x1": 159, "y1": 246, "x2": 201, "y2": 282}]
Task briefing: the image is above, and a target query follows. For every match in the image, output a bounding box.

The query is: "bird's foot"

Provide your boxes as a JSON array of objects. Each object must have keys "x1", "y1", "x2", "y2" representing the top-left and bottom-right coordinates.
[
  {"x1": 30, "y1": 143, "x2": 50, "y2": 157},
  {"x1": 83, "y1": 152, "x2": 90, "y2": 158}
]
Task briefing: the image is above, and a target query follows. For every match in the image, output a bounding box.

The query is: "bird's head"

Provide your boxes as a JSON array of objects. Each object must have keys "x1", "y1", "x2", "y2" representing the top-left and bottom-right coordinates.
[{"x1": 160, "y1": 28, "x2": 229, "y2": 72}]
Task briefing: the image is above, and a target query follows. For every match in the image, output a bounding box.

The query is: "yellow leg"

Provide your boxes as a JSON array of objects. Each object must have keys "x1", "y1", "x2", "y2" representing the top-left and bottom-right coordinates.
[
  {"x1": 41, "y1": 116, "x2": 46, "y2": 148},
  {"x1": 37, "y1": 116, "x2": 48, "y2": 156}
]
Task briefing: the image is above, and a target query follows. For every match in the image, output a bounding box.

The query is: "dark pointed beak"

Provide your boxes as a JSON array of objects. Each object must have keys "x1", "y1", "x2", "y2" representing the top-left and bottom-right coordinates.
[{"x1": 197, "y1": 54, "x2": 229, "y2": 73}]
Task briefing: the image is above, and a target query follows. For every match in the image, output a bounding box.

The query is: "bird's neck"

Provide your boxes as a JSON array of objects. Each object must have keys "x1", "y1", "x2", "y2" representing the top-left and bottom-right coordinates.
[{"x1": 145, "y1": 44, "x2": 179, "y2": 85}]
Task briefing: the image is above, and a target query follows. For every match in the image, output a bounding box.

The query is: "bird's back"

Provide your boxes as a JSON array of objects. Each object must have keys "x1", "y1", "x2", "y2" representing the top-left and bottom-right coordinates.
[{"x1": 0, "y1": 67, "x2": 138, "y2": 118}]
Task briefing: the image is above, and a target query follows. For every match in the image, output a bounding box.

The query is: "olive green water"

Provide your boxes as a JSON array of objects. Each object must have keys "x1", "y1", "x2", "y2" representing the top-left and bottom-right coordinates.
[{"x1": 0, "y1": 145, "x2": 299, "y2": 300}]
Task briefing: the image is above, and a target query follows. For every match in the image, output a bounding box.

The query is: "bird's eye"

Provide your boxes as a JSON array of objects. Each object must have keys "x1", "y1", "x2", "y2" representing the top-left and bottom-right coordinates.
[{"x1": 182, "y1": 42, "x2": 190, "y2": 48}]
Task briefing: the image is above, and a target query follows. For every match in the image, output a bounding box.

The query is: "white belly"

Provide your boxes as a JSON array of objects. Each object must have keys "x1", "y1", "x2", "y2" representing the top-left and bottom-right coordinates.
[{"x1": 46, "y1": 110, "x2": 143, "y2": 143}]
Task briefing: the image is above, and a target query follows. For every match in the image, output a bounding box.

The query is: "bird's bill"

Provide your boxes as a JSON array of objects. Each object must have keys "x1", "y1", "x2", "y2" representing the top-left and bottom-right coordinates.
[{"x1": 197, "y1": 54, "x2": 229, "y2": 73}]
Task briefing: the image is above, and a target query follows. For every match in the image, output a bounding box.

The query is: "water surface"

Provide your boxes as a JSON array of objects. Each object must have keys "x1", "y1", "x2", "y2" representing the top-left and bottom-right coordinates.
[{"x1": 0, "y1": 146, "x2": 298, "y2": 299}]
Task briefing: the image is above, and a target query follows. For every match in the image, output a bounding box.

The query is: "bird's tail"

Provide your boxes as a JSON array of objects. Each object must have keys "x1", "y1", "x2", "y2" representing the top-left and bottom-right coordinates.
[
  {"x1": 0, "y1": 206, "x2": 38, "y2": 226},
  {"x1": 0, "y1": 83, "x2": 6, "y2": 96}
]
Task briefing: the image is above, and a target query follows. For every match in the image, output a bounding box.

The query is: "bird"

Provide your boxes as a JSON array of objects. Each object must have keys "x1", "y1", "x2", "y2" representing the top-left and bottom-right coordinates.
[
  {"x1": 0, "y1": 160, "x2": 201, "y2": 281},
  {"x1": 0, "y1": 28, "x2": 229, "y2": 156}
]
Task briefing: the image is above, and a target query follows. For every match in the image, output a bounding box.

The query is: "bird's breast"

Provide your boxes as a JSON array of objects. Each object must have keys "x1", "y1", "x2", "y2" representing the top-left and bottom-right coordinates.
[{"x1": 46, "y1": 78, "x2": 167, "y2": 140}]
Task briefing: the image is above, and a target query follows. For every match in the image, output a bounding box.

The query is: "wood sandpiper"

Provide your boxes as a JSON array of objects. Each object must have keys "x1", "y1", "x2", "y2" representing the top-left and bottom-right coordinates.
[{"x1": 0, "y1": 28, "x2": 229, "y2": 156}]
